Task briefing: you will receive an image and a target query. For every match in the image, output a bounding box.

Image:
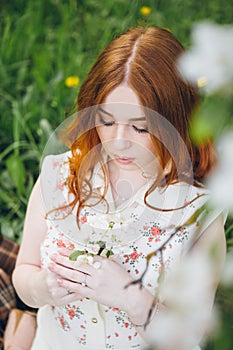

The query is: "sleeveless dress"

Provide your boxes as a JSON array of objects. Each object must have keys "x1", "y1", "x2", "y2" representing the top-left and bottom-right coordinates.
[{"x1": 31, "y1": 152, "x2": 224, "y2": 350}]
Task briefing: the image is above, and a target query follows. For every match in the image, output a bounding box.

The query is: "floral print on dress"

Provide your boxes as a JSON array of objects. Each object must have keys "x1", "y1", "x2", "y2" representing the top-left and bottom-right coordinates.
[
  {"x1": 65, "y1": 304, "x2": 84, "y2": 320},
  {"x1": 52, "y1": 304, "x2": 88, "y2": 345},
  {"x1": 77, "y1": 320, "x2": 87, "y2": 346},
  {"x1": 174, "y1": 226, "x2": 190, "y2": 243},
  {"x1": 114, "y1": 312, "x2": 134, "y2": 332},
  {"x1": 122, "y1": 246, "x2": 145, "y2": 276},
  {"x1": 51, "y1": 306, "x2": 70, "y2": 332},
  {"x1": 105, "y1": 308, "x2": 141, "y2": 349},
  {"x1": 56, "y1": 236, "x2": 75, "y2": 250},
  {"x1": 141, "y1": 222, "x2": 167, "y2": 247},
  {"x1": 39, "y1": 152, "x2": 210, "y2": 350}
]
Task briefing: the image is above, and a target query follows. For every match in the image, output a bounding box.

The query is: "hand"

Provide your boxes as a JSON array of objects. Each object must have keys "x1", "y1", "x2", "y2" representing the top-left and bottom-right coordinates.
[
  {"x1": 48, "y1": 250, "x2": 141, "y2": 311},
  {"x1": 36, "y1": 265, "x2": 83, "y2": 307}
]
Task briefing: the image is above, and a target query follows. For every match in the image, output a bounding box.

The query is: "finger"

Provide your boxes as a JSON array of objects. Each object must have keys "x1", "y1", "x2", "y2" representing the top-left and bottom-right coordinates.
[
  {"x1": 48, "y1": 262, "x2": 89, "y2": 284},
  {"x1": 58, "y1": 278, "x2": 94, "y2": 297},
  {"x1": 75, "y1": 255, "x2": 110, "y2": 274},
  {"x1": 61, "y1": 289, "x2": 82, "y2": 299},
  {"x1": 50, "y1": 253, "x2": 74, "y2": 268},
  {"x1": 57, "y1": 287, "x2": 70, "y2": 298},
  {"x1": 51, "y1": 253, "x2": 94, "y2": 274},
  {"x1": 55, "y1": 286, "x2": 81, "y2": 299},
  {"x1": 63, "y1": 292, "x2": 83, "y2": 302},
  {"x1": 57, "y1": 292, "x2": 84, "y2": 306},
  {"x1": 93, "y1": 255, "x2": 117, "y2": 270},
  {"x1": 58, "y1": 247, "x2": 75, "y2": 257},
  {"x1": 51, "y1": 254, "x2": 97, "y2": 282}
]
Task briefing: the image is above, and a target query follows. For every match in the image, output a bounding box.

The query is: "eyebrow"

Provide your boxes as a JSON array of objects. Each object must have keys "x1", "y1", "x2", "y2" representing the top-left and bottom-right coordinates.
[
  {"x1": 98, "y1": 106, "x2": 113, "y2": 116},
  {"x1": 98, "y1": 106, "x2": 146, "y2": 122}
]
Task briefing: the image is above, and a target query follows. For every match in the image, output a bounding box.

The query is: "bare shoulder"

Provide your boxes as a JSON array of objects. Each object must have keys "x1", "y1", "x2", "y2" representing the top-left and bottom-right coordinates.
[
  {"x1": 196, "y1": 214, "x2": 226, "y2": 249},
  {"x1": 192, "y1": 214, "x2": 226, "y2": 277}
]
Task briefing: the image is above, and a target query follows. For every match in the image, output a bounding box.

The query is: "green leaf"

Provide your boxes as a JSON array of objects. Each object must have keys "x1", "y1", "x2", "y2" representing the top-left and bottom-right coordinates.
[
  {"x1": 69, "y1": 250, "x2": 86, "y2": 261},
  {"x1": 190, "y1": 94, "x2": 231, "y2": 145},
  {"x1": 106, "y1": 250, "x2": 114, "y2": 258},
  {"x1": 190, "y1": 115, "x2": 213, "y2": 144},
  {"x1": 6, "y1": 154, "x2": 26, "y2": 196}
]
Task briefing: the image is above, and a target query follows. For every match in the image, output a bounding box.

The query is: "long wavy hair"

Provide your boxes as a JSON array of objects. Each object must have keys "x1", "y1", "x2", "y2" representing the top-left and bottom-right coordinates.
[{"x1": 63, "y1": 26, "x2": 215, "y2": 221}]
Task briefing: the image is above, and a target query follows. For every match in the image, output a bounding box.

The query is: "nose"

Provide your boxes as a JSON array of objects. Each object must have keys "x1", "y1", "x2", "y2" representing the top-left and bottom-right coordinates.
[{"x1": 112, "y1": 123, "x2": 131, "y2": 150}]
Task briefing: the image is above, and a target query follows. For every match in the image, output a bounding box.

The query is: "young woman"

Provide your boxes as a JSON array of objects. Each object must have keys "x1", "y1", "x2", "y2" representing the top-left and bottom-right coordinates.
[{"x1": 12, "y1": 26, "x2": 226, "y2": 350}]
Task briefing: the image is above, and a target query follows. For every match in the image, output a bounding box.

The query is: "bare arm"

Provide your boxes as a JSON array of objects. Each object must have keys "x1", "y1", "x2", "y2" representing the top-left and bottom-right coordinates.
[
  {"x1": 12, "y1": 177, "x2": 48, "y2": 307},
  {"x1": 12, "y1": 176, "x2": 82, "y2": 308}
]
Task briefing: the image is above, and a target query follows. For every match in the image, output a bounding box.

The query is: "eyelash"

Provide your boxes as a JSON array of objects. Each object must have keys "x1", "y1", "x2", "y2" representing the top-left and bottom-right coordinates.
[
  {"x1": 132, "y1": 125, "x2": 148, "y2": 134},
  {"x1": 99, "y1": 117, "x2": 114, "y2": 127},
  {"x1": 98, "y1": 116, "x2": 148, "y2": 134}
]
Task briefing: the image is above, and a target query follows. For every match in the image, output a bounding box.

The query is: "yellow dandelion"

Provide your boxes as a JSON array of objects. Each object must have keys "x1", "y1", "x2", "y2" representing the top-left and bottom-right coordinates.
[
  {"x1": 65, "y1": 76, "x2": 80, "y2": 88},
  {"x1": 140, "y1": 6, "x2": 151, "y2": 16},
  {"x1": 197, "y1": 76, "x2": 207, "y2": 88}
]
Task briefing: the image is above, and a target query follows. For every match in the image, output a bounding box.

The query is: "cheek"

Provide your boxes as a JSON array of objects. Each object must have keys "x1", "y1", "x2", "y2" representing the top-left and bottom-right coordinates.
[
  {"x1": 137, "y1": 136, "x2": 155, "y2": 154},
  {"x1": 138, "y1": 139, "x2": 156, "y2": 164},
  {"x1": 95, "y1": 127, "x2": 113, "y2": 151}
]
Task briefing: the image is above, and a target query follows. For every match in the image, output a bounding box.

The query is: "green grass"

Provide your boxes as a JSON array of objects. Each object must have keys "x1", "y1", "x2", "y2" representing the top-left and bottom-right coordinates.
[
  {"x1": 0, "y1": 0, "x2": 232, "y2": 348},
  {"x1": 1, "y1": 0, "x2": 232, "y2": 238}
]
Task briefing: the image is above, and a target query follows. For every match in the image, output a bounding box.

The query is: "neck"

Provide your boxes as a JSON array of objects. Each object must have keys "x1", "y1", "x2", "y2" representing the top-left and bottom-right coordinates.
[{"x1": 108, "y1": 160, "x2": 151, "y2": 206}]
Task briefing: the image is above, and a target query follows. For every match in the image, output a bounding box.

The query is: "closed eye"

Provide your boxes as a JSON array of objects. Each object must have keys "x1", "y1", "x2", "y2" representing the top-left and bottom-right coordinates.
[
  {"x1": 97, "y1": 112, "x2": 148, "y2": 133},
  {"x1": 98, "y1": 116, "x2": 115, "y2": 127},
  {"x1": 132, "y1": 125, "x2": 149, "y2": 133}
]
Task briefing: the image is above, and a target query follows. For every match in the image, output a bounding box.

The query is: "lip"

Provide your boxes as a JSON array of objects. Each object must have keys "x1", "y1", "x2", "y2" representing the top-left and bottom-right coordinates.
[{"x1": 114, "y1": 155, "x2": 135, "y2": 165}]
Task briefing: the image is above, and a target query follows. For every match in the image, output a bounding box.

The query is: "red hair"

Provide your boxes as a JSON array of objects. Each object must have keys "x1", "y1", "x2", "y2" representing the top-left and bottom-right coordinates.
[{"x1": 63, "y1": 26, "x2": 215, "y2": 219}]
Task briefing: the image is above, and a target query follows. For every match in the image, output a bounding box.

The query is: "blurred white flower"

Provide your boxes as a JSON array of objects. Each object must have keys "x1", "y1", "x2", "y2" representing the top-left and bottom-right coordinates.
[
  {"x1": 73, "y1": 254, "x2": 102, "y2": 274},
  {"x1": 150, "y1": 251, "x2": 217, "y2": 349},
  {"x1": 74, "y1": 254, "x2": 94, "y2": 266},
  {"x1": 159, "y1": 253, "x2": 212, "y2": 309},
  {"x1": 178, "y1": 22, "x2": 233, "y2": 94},
  {"x1": 207, "y1": 131, "x2": 233, "y2": 212}
]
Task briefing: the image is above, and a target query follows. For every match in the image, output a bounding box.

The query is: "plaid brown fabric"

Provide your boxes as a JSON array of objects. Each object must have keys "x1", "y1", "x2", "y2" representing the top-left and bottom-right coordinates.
[
  {"x1": 0, "y1": 234, "x2": 19, "y2": 347},
  {"x1": 0, "y1": 269, "x2": 17, "y2": 341},
  {"x1": 0, "y1": 234, "x2": 19, "y2": 276},
  {"x1": 0, "y1": 234, "x2": 37, "y2": 349}
]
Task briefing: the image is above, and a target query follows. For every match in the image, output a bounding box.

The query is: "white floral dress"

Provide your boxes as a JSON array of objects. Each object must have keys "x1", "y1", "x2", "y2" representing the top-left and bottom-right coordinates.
[{"x1": 31, "y1": 152, "x2": 223, "y2": 350}]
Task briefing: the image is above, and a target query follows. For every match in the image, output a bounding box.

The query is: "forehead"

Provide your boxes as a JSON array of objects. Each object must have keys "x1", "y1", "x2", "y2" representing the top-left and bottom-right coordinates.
[{"x1": 101, "y1": 84, "x2": 145, "y2": 120}]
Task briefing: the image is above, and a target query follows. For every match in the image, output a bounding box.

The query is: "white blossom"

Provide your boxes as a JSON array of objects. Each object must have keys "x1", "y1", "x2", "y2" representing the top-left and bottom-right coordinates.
[
  {"x1": 178, "y1": 22, "x2": 233, "y2": 94},
  {"x1": 207, "y1": 131, "x2": 233, "y2": 212},
  {"x1": 74, "y1": 254, "x2": 94, "y2": 266},
  {"x1": 73, "y1": 254, "x2": 102, "y2": 269},
  {"x1": 150, "y1": 251, "x2": 217, "y2": 349}
]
